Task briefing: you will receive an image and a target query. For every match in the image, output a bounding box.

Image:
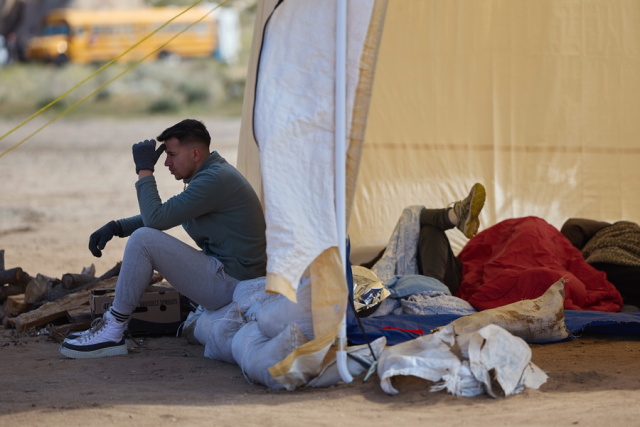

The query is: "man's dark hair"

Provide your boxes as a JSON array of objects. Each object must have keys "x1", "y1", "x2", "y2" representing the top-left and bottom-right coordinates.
[{"x1": 157, "y1": 119, "x2": 211, "y2": 148}]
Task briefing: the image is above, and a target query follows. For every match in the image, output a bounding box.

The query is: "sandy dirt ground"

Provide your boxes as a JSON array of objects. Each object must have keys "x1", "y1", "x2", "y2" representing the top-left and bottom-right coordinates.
[{"x1": 1, "y1": 116, "x2": 639, "y2": 426}]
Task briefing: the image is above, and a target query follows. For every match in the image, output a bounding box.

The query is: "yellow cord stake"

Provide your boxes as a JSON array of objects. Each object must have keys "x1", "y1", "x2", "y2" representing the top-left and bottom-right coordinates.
[{"x1": 0, "y1": 0, "x2": 230, "y2": 159}]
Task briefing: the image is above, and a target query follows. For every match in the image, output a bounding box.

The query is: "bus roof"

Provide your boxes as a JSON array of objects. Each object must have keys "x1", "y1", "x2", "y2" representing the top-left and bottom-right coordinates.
[{"x1": 44, "y1": 7, "x2": 216, "y2": 27}]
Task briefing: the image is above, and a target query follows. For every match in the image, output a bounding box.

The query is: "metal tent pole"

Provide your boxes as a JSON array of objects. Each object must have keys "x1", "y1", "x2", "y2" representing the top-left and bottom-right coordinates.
[{"x1": 335, "y1": 0, "x2": 353, "y2": 384}]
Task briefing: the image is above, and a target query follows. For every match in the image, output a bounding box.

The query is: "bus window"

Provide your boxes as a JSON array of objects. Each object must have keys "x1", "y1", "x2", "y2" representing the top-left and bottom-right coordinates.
[{"x1": 42, "y1": 23, "x2": 70, "y2": 37}]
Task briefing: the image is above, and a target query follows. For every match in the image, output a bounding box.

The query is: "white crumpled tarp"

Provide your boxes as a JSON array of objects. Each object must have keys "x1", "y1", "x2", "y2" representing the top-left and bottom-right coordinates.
[
  {"x1": 377, "y1": 323, "x2": 548, "y2": 398},
  {"x1": 189, "y1": 275, "x2": 385, "y2": 389}
]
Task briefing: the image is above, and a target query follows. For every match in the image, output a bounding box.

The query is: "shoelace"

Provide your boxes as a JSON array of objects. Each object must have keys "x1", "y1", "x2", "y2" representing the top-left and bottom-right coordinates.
[
  {"x1": 454, "y1": 197, "x2": 469, "y2": 222},
  {"x1": 76, "y1": 317, "x2": 107, "y2": 343},
  {"x1": 448, "y1": 199, "x2": 467, "y2": 226}
]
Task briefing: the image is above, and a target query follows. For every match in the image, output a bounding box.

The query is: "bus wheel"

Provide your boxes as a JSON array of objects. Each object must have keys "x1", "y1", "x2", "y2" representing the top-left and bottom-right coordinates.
[
  {"x1": 53, "y1": 54, "x2": 69, "y2": 66},
  {"x1": 158, "y1": 50, "x2": 180, "y2": 64}
]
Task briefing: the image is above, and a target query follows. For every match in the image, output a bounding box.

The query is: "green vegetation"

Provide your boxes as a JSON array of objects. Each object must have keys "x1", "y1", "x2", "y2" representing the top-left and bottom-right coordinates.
[
  {"x1": 0, "y1": 2, "x2": 257, "y2": 120},
  {"x1": 0, "y1": 56, "x2": 247, "y2": 120}
]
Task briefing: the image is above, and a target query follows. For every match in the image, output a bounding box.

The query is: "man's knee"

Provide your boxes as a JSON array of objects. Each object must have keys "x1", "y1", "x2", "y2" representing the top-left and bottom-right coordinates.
[
  {"x1": 128, "y1": 227, "x2": 165, "y2": 247},
  {"x1": 419, "y1": 224, "x2": 445, "y2": 242}
]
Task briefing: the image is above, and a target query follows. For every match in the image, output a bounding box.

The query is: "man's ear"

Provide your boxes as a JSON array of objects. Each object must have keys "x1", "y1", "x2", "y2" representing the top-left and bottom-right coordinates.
[{"x1": 192, "y1": 147, "x2": 202, "y2": 162}]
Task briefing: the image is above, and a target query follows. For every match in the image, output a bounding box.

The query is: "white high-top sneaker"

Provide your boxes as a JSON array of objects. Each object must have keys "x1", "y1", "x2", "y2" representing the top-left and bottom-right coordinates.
[{"x1": 59, "y1": 310, "x2": 128, "y2": 359}]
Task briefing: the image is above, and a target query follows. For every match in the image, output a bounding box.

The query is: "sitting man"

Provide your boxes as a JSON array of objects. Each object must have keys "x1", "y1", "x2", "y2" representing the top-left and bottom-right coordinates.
[{"x1": 60, "y1": 119, "x2": 267, "y2": 359}]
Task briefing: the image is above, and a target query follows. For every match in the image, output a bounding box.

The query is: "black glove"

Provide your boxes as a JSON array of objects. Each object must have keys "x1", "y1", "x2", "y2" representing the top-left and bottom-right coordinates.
[
  {"x1": 88, "y1": 220, "x2": 123, "y2": 258},
  {"x1": 132, "y1": 139, "x2": 166, "y2": 174}
]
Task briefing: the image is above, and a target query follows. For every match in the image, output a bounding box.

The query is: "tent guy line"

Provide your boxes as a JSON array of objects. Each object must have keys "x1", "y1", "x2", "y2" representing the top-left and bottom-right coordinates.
[{"x1": 0, "y1": 0, "x2": 228, "y2": 159}]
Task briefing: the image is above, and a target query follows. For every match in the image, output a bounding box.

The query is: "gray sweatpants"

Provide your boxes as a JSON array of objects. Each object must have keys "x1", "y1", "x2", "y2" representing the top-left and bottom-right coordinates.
[{"x1": 112, "y1": 227, "x2": 239, "y2": 316}]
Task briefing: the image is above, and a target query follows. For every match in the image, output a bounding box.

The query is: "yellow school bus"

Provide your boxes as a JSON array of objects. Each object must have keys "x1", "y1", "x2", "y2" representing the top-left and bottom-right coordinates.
[{"x1": 25, "y1": 7, "x2": 217, "y2": 65}]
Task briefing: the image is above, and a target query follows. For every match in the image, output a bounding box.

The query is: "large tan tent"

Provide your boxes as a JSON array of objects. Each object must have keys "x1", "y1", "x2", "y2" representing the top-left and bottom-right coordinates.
[{"x1": 236, "y1": 0, "x2": 640, "y2": 388}]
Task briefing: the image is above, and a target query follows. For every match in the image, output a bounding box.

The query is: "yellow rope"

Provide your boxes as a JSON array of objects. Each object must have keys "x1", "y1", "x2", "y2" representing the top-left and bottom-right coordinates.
[{"x1": 0, "y1": 0, "x2": 230, "y2": 159}]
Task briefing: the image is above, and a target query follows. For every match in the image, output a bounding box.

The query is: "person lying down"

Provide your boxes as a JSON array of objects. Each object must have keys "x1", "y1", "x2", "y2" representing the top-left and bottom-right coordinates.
[
  {"x1": 355, "y1": 183, "x2": 486, "y2": 317},
  {"x1": 356, "y1": 183, "x2": 624, "y2": 317}
]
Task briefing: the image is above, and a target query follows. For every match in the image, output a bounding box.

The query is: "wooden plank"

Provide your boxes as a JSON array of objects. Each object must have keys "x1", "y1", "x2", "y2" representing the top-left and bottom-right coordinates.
[
  {"x1": 13, "y1": 292, "x2": 87, "y2": 331},
  {"x1": 0, "y1": 282, "x2": 28, "y2": 302},
  {"x1": 13, "y1": 277, "x2": 118, "y2": 332},
  {"x1": 0, "y1": 267, "x2": 30, "y2": 286},
  {"x1": 4, "y1": 294, "x2": 30, "y2": 317},
  {"x1": 61, "y1": 273, "x2": 96, "y2": 290},
  {"x1": 24, "y1": 274, "x2": 49, "y2": 304}
]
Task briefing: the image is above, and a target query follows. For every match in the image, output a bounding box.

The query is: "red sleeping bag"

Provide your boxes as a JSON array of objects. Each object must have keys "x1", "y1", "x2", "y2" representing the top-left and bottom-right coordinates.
[{"x1": 456, "y1": 216, "x2": 623, "y2": 312}]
